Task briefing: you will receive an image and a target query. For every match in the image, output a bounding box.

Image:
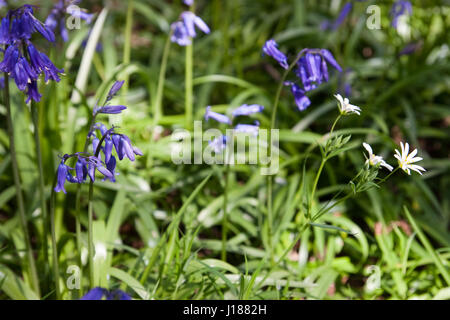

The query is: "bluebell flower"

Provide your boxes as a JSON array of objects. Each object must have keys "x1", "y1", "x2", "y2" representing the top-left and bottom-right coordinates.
[
  {"x1": 391, "y1": 1, "x2": 412, "y2": 29},
  {"x1": 107, "y1": 80, "x2": 125, "y2": 101},
  {"x1": 93, "y1": 81, "x2": 127, "y2": 115},
  {"x1": 46, "y1": 0, "x2": 93, "y2": 42},
  {"x1": 262, "y1": 39, "x2": 288, "y2": 69},
  {"x1": 95, "y1": 105, "x2": 127, "y2": 115},
  {"x1": 170, "y1": 12, "x2": 210, "y2": 46},
  {"x1": 111, "y1": 134, "x2": 142, "y2": 162},
  {"x1": 171, "y1": 21, "x2": 192, "y2": 46},
  {"x1": 284, "y1": 81, "x2": 311, "y2": 111},
  {"x1": 0, "y1": 45, "x2": 19, "y2": 73},
  {"x1": 75, "y1": 157, "x2": 88, "y2": 183},
  {"x1": 25, "y1": 81, "x2": 42, "y2": 103},
  {"x1": 235, "y1": 122, "x2": 260, "y2": 137},
  {"x1": 295, "y1": 49, "x2": 342, "y2": 92},
  {"x1": 204, "y1": 103, "x2": 264, "y2": 155},
  {"x1": 183, "y1": 0, "x2": 194, "y2": 6},
  {"x1": 232, "y1": 104, "x2": 264, "y2": 117},
  {"x1": 55, "y1": 81, "x2": 143, "y2": 192},
  {"x1": 104, "y1": 156, "x2": 117, "y2": 182},
  {"x1": 205, "y1": 106, "x2": 231, "y2": 124},
  {"x1": 87, "y1": 156, "x2": 113, "y2": 182},
  {"x1": 181, "y1": 12, "x2": 210, "y2": 38},
  {"x1": 66, "y1": 2, "x2": 94, "y2": 23},
  {"x1": 28, "y1": 45, "x2": 64, "y2": 83},
  {"x1": 209, "y1": 135, "x2": 227, "y2": 153},
  {"x1": 0, "y1": 5, "x2": 63, "y2": 102},
  {"x1": 81, "y1": 287, "x2": 132, "y2": 300},
  {"x1": 54, "y1": 161, "x2": 69, "y2": 194},
  {"x1": 398, "y1": 41, "x2": 422, "y2": 56}
]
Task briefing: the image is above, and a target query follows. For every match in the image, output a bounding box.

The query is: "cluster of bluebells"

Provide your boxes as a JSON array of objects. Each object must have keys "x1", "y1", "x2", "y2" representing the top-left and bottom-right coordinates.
[
  {"x1": 0, "y1": 5, "x2": 63, "y2": 102},
  {"x1": 54, "y1": 81, "x2": 143, "y2": 194},
  {"x1": 204, "y1": 104, "x2": 264, "y2": 153},
  {"x1": 170, "y1": 10, "x2": 210, "y2": 46},
  {"x1": 45, "y1": 0, "x2": 93, "y2": 42},
  {"x1": 263, "y1": 40, "x2": 342, "y2": 111},
  {"x1": 81, "y1": 287, "x2": 131, "y2": 300}
]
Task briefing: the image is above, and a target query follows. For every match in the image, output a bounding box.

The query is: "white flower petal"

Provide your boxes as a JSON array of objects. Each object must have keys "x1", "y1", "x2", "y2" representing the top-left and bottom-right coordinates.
[
  {"x1": 407, "y1": 148, "x2": 418, "y2": 160},
  {"x1": 363, "y1": 143, "x2": 373, "y2": 155}
]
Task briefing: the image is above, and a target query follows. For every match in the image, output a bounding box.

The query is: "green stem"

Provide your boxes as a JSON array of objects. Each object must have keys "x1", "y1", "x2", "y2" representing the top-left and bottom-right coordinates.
[
  {"x1": 308, "y1": 114, "x2": 342, "y2": 219},
  {"x1": 329, "y1": 114, "x2": 342, "y2": 137},
  {"x1": 221, "y1": 163, "x2": 230, "y2": 261},
  {"x1": 23, "y1": 44, "x2": 50, "y2": 271},
  {"x1": 153, "y1": 31, "x2": 173, "y2": 125},
  {"x1": 308, "y1": 158, "x2": 326, "y2": 218},
  {"x1": 74, "y1": 114, "x2": 98, "y2": 294},
  {"x1": 267, "y1": 51, "x2": 306, "y2": 265},
  {"x1": 49, "y1": 176, "x2": 61, "y2": 299},
  {"x1": 376, "y1": 167, "x2": 399, "y2": 185},
  {"x1": 87, "y1": 130, "x2": 109, "y2": 289},
  {"x1": 87, "y1": 179, "x2": 95, "y2": 288},
  {"x1": 3, "y1": 73, "x2": 40, "y2": 297},
  {"x1": 31, "y1": 103, "x2": 49, "y2": 277},
  {"x1": 185, "y1": 41, "x2": 193, "y2": 130}
]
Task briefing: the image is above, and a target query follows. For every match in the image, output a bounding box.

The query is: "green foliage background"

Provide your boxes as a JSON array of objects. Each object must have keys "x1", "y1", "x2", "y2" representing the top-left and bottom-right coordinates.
[{"x1": 0, "y1": 0, "x2": 449, "y2": 300}]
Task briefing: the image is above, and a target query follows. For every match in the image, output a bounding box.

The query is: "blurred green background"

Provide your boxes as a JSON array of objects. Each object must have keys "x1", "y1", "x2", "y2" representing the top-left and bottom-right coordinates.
[{"x1": 0, "y1": 0, "x2": 449, "y2": 300}]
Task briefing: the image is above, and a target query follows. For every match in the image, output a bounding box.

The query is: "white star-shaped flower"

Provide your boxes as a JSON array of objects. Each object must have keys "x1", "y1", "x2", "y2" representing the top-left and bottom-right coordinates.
[
  {"x1": 363, "y1": 143, "x2": 393, "y2": 171},
  {"x1": 394, "y1": 142, "x2": 426, "y2": 175},
  {"x1": 334, "y1": 94, "x2": 361, "y2": 115}
]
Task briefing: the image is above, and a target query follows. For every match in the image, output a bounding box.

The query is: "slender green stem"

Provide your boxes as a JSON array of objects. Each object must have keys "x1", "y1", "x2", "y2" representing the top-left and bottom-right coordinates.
[
  {"x1": 308, "y1": 114, "x2": 342, "y2": 219},
  {"x1": 329, "y1": 114, "x2": 342, "y2": 137},
  {"x1": 308, "y1": 158, "x2": 326, "y2": 218},
  {"x1": 3, "y1": 73, "x2": 41, "y2": 297},
  {"x1": 74, "y1": 114, "x2": 99, "y2": 293},
  {"x1": 23, "y1": 44, "x2": 50, "y2": 270},
  {"x1": 267, "y1": 52, "x2": 306, "y2": 265},
  {"x1": 312, "y1": 166, "x2": 400, "y2": 222},
  {"x1": 221, "y1": 163, "x2": 230, "y2": 261},
  {"x1": 87, "y1": 179, "x2": 95, "y2": 288},
  {"x1": 31, "y1": 103, "x2": 49, "y2": 274},
  {"x1": 185, "y1": 41, "x2": 193, "y2": 130},
  {"x1": 153, "y1": 31, "x2": 173, "y2": 125},
  {"x1": 49, "y1": 176, "x2": 61, "y2": 299},
  {"x1": 87, "y1": 130, "x2": 110, "y2": 289},
  {"x1": 376, "y1": 167, "x2": 399, "y2": 185}
]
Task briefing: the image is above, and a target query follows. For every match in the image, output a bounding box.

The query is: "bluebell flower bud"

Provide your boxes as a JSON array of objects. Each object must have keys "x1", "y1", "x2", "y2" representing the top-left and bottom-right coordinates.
[
  {"x1": 262, "y1": 39, "x2": 289, "y2": 69},
  {"x1": 205, "y1": 106, "x2": 231, "y2": 124},
  {"x1": 232, "y1": 104, "x2": 264, "y2": 117},
  {"x1": 235, "y1": 122, "x2": 260, "y2": 137},
  {"x1": 54, "y1": 161, "x2": 69, "y2": 194}
]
